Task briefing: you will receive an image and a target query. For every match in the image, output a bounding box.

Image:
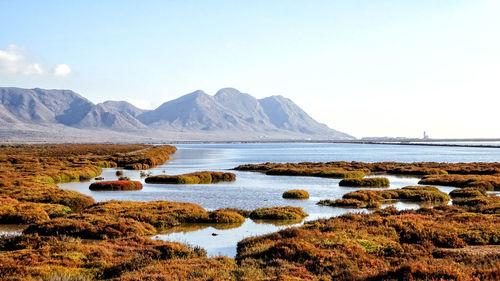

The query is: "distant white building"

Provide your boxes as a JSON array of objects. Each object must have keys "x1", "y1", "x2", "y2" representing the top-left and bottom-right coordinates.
[{"x1": 423, "y1": 131, "x2": 429, "y2": 139}]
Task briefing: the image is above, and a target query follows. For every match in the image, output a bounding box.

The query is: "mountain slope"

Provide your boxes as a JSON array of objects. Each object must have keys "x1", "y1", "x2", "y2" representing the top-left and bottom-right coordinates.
[
  {"x1": 0, "y1": 88, "x2": 146, "y2": 131},
  {"x1": 214, "y1": 88, "x2": 273, "y2": 127},
  {"x1": 0, "y1": 87, "x2": 354, "y2": 141},
  {"x1": 101, "y1": 100, "x2": 147, "y2": 117},
  {"x1": 76, "y1": 104, "x2": 147, "y2": 130},
  {"x1": 138, "y1": 90, "x2": 256, "y2": 131}
]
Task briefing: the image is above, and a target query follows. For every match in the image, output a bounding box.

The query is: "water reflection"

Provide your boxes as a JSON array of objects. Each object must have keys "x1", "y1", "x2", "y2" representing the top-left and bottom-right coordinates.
[
  {"x1": 0, "y1": 224, "x2": 25, "y2": 237},
  {"x1": 153, "y1": 219, "x2": 304, "y2": 257}
]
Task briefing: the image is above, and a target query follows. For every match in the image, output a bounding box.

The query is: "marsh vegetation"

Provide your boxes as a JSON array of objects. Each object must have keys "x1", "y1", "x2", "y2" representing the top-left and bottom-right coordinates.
[
  {"x1": 0, "y1": 145, "x2": 499, "y2": 280},
  {"x1": 145, "y1": 171, "x2": 236, "y2": 184},
  {"x1": 282, "y1": 189, "x2": 310, "y2": 199}
]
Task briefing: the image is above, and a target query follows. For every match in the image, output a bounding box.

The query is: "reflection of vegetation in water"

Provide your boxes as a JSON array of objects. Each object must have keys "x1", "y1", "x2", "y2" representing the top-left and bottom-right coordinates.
[
  {"x1": 0, "y1": 224, "x2": 26, "y2": 236},
  {"x1": 158, "y1": 221, "x2": 244, "y2": 235},
  {"x1": 250, "y1": 218, "x2": 304, "y2": 226}
]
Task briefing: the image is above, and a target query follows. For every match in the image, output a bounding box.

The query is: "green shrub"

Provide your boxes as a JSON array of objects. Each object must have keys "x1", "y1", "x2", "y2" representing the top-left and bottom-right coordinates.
[
  {"x1": 449, "y1": 188, "x2": 486, "y2": 198},
  {"x1": 339, "y1": 177, "x2": 390, "y2": 188},
  {"x1": 249, "y1": 206, "x2": 308, "y2": 220},
  {"x1": 282, "y1": 189, "x2": 309, "y2": 199},
  {"x1": 208, "y1": 209, "x2": 245, "y2": 223}
]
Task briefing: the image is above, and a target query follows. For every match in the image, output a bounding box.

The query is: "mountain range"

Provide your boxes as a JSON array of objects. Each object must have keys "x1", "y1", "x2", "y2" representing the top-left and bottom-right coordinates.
[{"x1": 0, "y1": 87, "x2": 353, "y2": 142}]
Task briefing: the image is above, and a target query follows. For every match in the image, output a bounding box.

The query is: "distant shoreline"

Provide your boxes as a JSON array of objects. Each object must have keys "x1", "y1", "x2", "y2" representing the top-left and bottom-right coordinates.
[
  {"x1": 3, "y1": 139, "x2": 500, "y2": 148},
  {"x1": 166, "y1": 139, "x2": 500, "y2": 148}
]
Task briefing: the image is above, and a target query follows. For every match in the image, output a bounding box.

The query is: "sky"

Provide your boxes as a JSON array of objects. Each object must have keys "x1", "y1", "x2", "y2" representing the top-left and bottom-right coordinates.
[{"x1": 0, "y1": 0, "x2": 499, "y2": 139}]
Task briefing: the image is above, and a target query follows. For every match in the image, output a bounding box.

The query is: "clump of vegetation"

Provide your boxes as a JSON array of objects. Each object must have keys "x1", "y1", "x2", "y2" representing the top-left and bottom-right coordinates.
[
  {"x1": 145, "y1": 171, "x2": 236, "y2": 184},
  {"x1": 282, "y1": 189, "x2": 309, "y2": 199},
  {"x1": 1, "y1": 182, "x2": 95, "y2": 212},
  {"x1": 249, "y1": 206, "x2": 308, "y2": 221},
  {"x1": 449, "y1": 187, "x2": 486, "y2": 198},
  {"x1": 0, "y1": 197, "x2": 71, "y2": 224},
  {"x1": 235, "y1": 161, "x2": 500, "y2": 177},
  {"x1": 113, "y1": 145, "x2": 177, "y2": 170},
  {"x1": 419, "y1": 174, "x2": 500, "y2": 191},
  {"x1": 42, "y1": 165, "x2": 103, "y2": 183},
  {"x1": 23, "y1": 213, "x2": 156, "y2": 239},
  {"x1": 220, "y1": 208, "x2": 252, "y2": 218},
  {"x1": 453, "y1": 196, "x2": 500, "y2": 214},
  {"x1": 395, "y1": 186, "x2": 451, "y2": 202},
  {"x1": 318, "y1": 198, "x2": 381, "y2": 209},
  {"x1": 339, "y1": 177, "x2": 390, "y2": 188},
  {"x1": 320, "y1": 186, "x2": 450, "y2": 209},
  {"x1": 266, "y1": 167, "x2": 365, "y2": 179},
  {"x1": 89, "y1": 180, "x2": 143, "y2": 191},
  {"x1": 235, "y1": 162, "x2": 366, "y2": 179},
  {"x1": 208, "y1": 209, "x2": 245, "y2": 223},
  {"x1": 84, "y1": 200, "x2": 211, "y2": 230}
]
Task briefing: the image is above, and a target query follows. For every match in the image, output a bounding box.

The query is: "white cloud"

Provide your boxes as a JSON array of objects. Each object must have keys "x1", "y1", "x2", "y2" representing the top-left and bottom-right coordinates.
[
  {"x1": 0, "y1": 44, "x2": 45, "y2": 75},
  {"x1": 0, "y1": 44, "x2": 71, "y2": 77},
  {"x1": 53, "y1": 64, "x2": 71, "y2": 77}
]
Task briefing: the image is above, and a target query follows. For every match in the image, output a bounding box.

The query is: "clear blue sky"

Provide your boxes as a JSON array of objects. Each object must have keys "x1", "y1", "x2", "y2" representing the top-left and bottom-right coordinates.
[{"x1": 1, "y1": 0, "x2": 499, "y2": 138}]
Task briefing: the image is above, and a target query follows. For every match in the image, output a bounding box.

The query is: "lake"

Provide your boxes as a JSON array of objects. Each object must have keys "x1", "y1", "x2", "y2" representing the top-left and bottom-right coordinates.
[{"x1": 58, "y1": 143, "x2": 500, "y2": 257}]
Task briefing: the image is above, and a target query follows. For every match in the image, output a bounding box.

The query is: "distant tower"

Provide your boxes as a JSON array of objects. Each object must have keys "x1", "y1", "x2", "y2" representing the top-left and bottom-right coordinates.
[{"x1": 423, "y1": 131, "x2": 429, "y2": 140}]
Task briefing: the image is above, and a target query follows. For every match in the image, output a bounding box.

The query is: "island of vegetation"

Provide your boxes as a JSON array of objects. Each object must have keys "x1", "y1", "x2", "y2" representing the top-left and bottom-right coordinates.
[
  {"x1": 339, "y1": 177, "x2": 390, "y2": 187},
  {"x1": 319, "y1": 186, "x2": 451, "y2": 208},
  {"x1": 282, "y1": 189, "x2": 310, "y2": 199},
  {"x1": 235, "y1": 161, "x2": 500, "y2": 177},
  {"x1": 235, "y1": 162, "x2": 366, "y2": 178},
  {"x1": 249, "y1": 206, "x2": 308, "y2": 221},
  {"x1": 419, "y1": 174, "x2": 500, "y2": 191},
  {"x1": 145, "y1": 171, "x2": 236, "y2": 184},
  {"x1": 0, "y1": 146, "x2": 498, "y2": 280},
  {"x1": 89, "y1": 180, "x2": 143, "y2": 191}
]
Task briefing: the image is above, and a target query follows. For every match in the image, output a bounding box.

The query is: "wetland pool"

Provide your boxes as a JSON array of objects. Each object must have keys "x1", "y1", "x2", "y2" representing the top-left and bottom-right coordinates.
[{"x1": 58, "y1": 143, "x2": 499, "y2": 257}]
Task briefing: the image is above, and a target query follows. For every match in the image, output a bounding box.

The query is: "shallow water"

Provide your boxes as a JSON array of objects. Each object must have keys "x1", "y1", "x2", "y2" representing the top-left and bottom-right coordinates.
[
  {"x1": 0, "y1": 224, "x2": 26, "y2": 237},
  {"x1": 59, "y1": 143, "x2": 499, "y2": 257}
]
